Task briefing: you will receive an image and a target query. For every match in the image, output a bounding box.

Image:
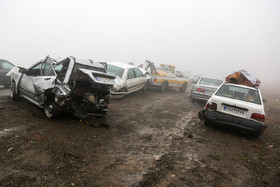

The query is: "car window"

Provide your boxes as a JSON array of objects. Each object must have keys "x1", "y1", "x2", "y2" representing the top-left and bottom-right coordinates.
[
  {"x1": 107, "y1": 64, "x2": 124, "y2": 78},
  {"x1": 1, "y1": 61, "x2": 13, "y2": 70},
  {"x1": 199, "y1": 78, "x2": 223, "y2": 86},
  {"x1": 54, "y1": 64, "x2": 63, "y2": 74},
  {"x1": 127, "y1": 68, "x2": 135, "y2": 79},
  {"x1": 216, "y1": 84, "x2": 261, "y2": 104},
  {"x1": 57, "y1": 61, "x2": 70, "y2": 82},
  {"x1": 27, "y1": 62, "x2": 43, "y2": 76},
  {"x1": 43, "y1": 62, "x2": 55, "y2": 76},
  {"x1": 133, "y1": 68, "x2": 143, "y2": 78}
]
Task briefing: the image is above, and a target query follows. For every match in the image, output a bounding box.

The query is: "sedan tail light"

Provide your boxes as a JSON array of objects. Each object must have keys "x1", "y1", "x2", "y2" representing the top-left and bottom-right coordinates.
[
  {"x1": 251, "y1": 113, "x2": 265, "y2": 122},
  {"x1": 205, "y1": 102, "x2": 217, "y2": 111},
  {"x1": 196, "y1": 88, "x2": 206, "y2": 92}
]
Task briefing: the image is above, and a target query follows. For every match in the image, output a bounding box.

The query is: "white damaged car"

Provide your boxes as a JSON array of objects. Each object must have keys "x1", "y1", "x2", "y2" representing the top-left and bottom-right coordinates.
[
  {"x1": 106, "y1": 62, "x2": 151, "y2": 98},
  {"x1": 7, "y1": 56, "x2": 116, "y2": 119}
]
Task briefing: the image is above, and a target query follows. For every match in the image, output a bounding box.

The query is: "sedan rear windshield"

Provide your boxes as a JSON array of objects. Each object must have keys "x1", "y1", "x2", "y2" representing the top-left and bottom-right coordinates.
[
  {"x1": 200, "y1": 78, "x2": 223, "y2": 86},
  {"x1": 215, "y1": 84, "x2": 261, "y2": 105},
  {"x1": 107, "y1": 64, "x2": 124, "y2": 78}
]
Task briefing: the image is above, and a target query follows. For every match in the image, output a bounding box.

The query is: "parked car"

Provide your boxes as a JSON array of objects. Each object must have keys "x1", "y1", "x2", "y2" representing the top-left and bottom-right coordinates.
[
  {"x1": 106, "y1": 62, "x2": 150, "y2": 98},
  {"x1": 198, "y1": 82, "x2": 267, "y2": 136},
  {"x1": 7, "y1": 56, "x2": 116, "y2": 119},
  {"x1": 191, "y1": 76, "x2": 223, "y2": 101},
  {"x1": 0, "y1": 59, "x2": 14, "y2": 87}
]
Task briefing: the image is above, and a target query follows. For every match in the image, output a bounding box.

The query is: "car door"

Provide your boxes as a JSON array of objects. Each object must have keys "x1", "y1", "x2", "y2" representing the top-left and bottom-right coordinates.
[
  {"x1": 19, "y1": 57, "x2": 56, "y2": 103},
  {"x1": 126, "y1": 68, "x2": 137, "y2": 93},
  {"x1": 133, "y1": 68, "x2": 146, "y2": 90},
  {"x1": 0, "y1": 60, "x2": 14, "y2": 85}
]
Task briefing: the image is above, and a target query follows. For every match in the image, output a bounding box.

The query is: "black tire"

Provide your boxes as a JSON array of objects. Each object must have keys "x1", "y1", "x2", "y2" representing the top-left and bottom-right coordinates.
[
  {"x1": 44, "y1": 100, "x2": 61, "y2": 119},
  {"x1": 142, "y1": 81, "x2": 149, "y2": 92},
  {"x1": 10, "y1": 81, "x2": 19, "y2": 101},
  {"x1": 160, "y1": 82, "x2": 168, "y2": 92},
  {"x1": 179, "y1": 83, "x2": 187, "y2": 92},
  {"x1": 204, "y1": 120, "x2": 211, "y2": 126}
]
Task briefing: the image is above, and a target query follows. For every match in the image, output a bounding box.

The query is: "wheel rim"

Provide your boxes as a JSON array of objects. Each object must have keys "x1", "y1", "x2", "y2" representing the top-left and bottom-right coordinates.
[
  {"x1": 45, "y1": 104, "x2": 53, "y2": 118},
  {"x1": 10, "y1": 83, "x2": 14, "y2": 98}
]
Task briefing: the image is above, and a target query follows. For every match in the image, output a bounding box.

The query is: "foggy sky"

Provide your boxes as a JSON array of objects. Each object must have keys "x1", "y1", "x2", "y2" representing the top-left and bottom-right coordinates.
[{"x1": 1, "y1": 0, "x2": 279, "y2": 88}]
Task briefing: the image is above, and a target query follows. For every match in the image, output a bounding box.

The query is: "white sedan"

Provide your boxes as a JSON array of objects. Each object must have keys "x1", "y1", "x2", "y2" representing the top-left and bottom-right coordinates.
[
  {"x1": 198, "y1": 82, "x2": 267, "y2": 136},
  {"x1": 107, "y1": 62, "x2": 150, "y2": 98}
]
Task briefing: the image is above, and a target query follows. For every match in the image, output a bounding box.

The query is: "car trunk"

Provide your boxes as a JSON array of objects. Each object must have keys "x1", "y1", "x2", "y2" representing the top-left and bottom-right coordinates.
[
  {"x1": 198, "y1": 85, "x2": 218, "y2": 97},
  {"x1": 68, "y1": 68, "x2": 115, "y2": 118},
  {"x1": 212, "y1": 95, "x2": 263, "y2": 120}
]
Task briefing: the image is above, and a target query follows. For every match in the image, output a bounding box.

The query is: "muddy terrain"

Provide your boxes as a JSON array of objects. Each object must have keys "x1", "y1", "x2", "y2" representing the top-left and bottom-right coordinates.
[{"x1": 0, "y1": 85, "x2": 279, "y2": 186}]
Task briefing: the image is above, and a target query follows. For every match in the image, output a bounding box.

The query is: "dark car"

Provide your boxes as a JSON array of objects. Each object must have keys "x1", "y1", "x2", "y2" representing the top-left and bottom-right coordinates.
[{"x1": 0, "y1": 59, "x2": 14, "y2": 87}]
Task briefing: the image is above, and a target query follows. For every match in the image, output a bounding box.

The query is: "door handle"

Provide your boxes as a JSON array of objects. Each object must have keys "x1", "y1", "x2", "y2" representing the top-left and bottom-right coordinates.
[{"x1": 44, "y1": 78, "x2": 51, "y2": 80}]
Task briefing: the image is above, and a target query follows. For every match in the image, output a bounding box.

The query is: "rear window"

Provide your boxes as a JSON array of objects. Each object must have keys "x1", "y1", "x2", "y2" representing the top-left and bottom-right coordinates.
[
  {"x1": 107, "y1": 64, "x2": 125, "y2": 78},
  {"x1": 216, "y1": 84, "x2": 261, "y2": 104},
  {"x1": 200, "y1": 78, "x2": 223, "y2": 86}
]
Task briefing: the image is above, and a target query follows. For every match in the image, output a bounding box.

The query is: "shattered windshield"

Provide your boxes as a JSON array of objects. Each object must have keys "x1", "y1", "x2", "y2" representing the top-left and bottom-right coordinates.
[
  {"x1": 216, "y1": 84, "x2": 261, "y2": 104},
  {"x1": 200, "y1": 78, "x2": 223, "y2": 86},
  {"x1": 107, "y1": 64, "x2": 125, "y2": 78}
]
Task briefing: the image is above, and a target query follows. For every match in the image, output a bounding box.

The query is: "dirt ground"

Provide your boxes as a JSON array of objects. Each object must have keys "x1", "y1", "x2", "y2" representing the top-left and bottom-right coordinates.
[{"x1": 0, "y1": 85, "x2": 279, "y2": 187}]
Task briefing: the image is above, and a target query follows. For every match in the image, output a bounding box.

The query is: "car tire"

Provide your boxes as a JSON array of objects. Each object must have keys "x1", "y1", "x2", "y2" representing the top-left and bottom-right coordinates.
[
  {"x1": 204, "y1": 120, "x2": 212, "y2": 126},
  {"x1": 10, "y1": 81, "x2": 19, "y2": 101},
  {"x1": 142, "y1": 81, "x2": 149, "y2": 92},
  {"x1": 44, "y1": 100, "x2": 61, "y2": 119},
  {"x1": 179, "y1": 83, "x2": 187, "y2": 92},
  {"x1": 160, "y1": 82, "x2": 168, "y2": 92}
]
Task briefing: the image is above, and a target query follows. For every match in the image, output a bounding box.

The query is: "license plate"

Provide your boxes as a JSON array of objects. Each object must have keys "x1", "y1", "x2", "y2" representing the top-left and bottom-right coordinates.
[{"x1": 223, "y1": 106, "x2": 245, "y2": 115}]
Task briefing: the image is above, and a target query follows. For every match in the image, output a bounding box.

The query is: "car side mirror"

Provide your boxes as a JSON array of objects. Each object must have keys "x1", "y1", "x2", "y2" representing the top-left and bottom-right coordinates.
[
  {"x1": 262, "y1": 99, "x2": 267, "y2": 103},
  {"x1": 19, "y1": 67, "x2": 27, "y2": 74}
]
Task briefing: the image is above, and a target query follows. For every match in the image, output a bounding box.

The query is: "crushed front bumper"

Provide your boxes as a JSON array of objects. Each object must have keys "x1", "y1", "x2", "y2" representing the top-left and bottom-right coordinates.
[{"x1": 198, "y1": 110, "x2": 267, "y2": 135}]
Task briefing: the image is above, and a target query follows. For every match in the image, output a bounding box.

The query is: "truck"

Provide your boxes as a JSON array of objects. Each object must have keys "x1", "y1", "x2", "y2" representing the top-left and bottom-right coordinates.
[{"x1": 142, "y1": 60, "x2": 189, "y2": 92}]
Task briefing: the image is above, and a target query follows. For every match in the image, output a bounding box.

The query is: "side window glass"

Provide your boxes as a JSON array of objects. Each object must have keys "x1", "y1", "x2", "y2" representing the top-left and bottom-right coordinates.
[
  {"x1": 27, "y1": 62, "x2": 43, "y2": 76},
  {"x1": 43, "y1": 62, "x2": 55, "y2": 76},
  {"x1": 57, "y1": 61, "x2": 70, "y2": 82},
  {"x1": 127, "y1": 68, "x2": 136, "y2": 79},
  {"x1": 2, "y1": 62, "x2": 14, "y2": 70},
  {"x1": 133, "y1": 68, "x2": 144, "y2": 78}
]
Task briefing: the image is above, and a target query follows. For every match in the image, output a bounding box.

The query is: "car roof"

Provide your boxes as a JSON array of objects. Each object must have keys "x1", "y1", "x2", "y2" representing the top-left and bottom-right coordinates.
[
  {"x1": 108, "y1": 61, "x2": 136, "y2": 69},
  {"x1": 0, "y1": 59, "x2": 14, "y2": 65},
  {"x1": 199, "y1": 76, "x2": 223, "y2": 81},
  {"x1": 223, "y1": 82, "x2": 258, "y2": 90}
]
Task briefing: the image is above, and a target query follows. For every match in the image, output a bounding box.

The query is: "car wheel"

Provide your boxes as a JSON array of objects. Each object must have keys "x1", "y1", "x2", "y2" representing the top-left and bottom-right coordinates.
[
  {"x1": 160, "y1": 82, "x2": 168, "y2": 92},
  {"x1": 10, "y1": 81, "x2": 19, "y2": 100},
  {"x1": 179, "y1": 83, "x2": 187, "y2": 92},
  {"x1": 204, "y1": 120, "x2": 211, "y2": 126},
  {"x1": 142, "y1": 81, "x2": 149, "y2": 92},
  {"x1": 44, "y1": 100, "x2": 61, "y2": 119}
]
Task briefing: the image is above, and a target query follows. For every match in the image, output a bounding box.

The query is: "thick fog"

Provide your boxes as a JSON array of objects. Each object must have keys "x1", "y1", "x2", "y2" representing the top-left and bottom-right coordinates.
[{"x1": 1, "y1": 0, "x2": 279, "y2": 90}]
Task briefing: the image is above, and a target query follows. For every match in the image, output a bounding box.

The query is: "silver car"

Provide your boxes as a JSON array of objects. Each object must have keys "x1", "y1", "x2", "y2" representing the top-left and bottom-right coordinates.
[
  {"x1": 107, "y1": 62, "x2": 150, "y2": 98},
  {"x1": 7, "y1": 56, "x2": 116, "y2": 119},
  {"x1": 191, "y1": 76, "x2": 223, "y2": 101},
  {"x1": 0, "y1": 59, "x2": 14, "y2": 87}
]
